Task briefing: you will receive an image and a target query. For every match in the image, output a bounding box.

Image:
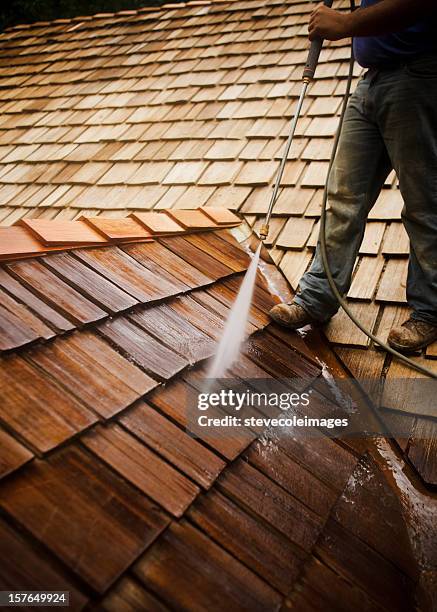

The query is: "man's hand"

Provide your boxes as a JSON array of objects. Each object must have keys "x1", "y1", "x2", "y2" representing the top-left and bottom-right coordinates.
[
  {"x1": 309, "y1": 4, "x2": 352, "y2": 41},
  {"x1": 309, "y1": 1, "x2": 435, "y2": 40}
]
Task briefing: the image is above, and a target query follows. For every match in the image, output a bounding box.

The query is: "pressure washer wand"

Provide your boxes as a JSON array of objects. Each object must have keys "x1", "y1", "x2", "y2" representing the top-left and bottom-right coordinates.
[{"x1": 259, "y1": 0, "x2": 333, "y2": 241}]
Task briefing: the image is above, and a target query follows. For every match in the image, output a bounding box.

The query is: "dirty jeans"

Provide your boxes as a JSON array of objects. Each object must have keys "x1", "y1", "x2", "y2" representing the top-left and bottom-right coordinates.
[{"x1": 294, "y1": 53, "x2": 437, "y2": 325}]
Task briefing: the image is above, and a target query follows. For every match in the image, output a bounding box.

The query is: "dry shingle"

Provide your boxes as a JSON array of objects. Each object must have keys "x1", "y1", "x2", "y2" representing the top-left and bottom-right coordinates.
[
  {"x1": 382, "y1": 222, "x2": 409, "y2": 255},
  {"x1": 348, "y1": 256, "x2": 385, "y2": 301},
  {"x1": 280, "y1": 161, "x2": 305, "y2": 186},
  {"x1": 253, "y1": 217, "x2": 286, "y2": 247},
  {"x1": 325, "y1": 302, "x2": 379, "y2": 347},
  {"x1": 198, "y1": 162, "x2": 243, "y2": 186},
  {"x1": 305, "y1": 117, "x2": 338, "y2": 137},
  {"x1": 60, "y1": 162, "x2": 112, "y2": 184},
  {"x1": 301, "y1": 162, "x2": 330, "y2": 188},
  {"x1": 80, "y1": 216, "x2": 152, "y2": 241},
  {"x1": 97, "y1": 162, "x2": 141, "y2": 185},
  {"x1": 199, "y1": 207, "x2": 240, "y2": 225},
  {"x1": 279, "y1": 249, "x2": 312, "y2": 291},
  {"x1": 239, "y1": 139, "x2": 269, "y2": 160},
  {"x1": 20, "y1": 218, "x2": 108, "y2": 246},
  {"x1": 360, "y1": 222, "x2": 386, "y2": 255},
  {"x1": 205, "y1": 140, "x2": 246, "y2": 160},
  {"x1": 307, "y1": 97, "x2": 341, "y2": 116},
  {"x1": 369, "y1": 189, "x2": 403, "y2": 220},
  {"x1": 376, "y1": 304, "x2": 411, "y2": 344},
  {"x1": 165, "y1": 209, "x2": 218, "y2": 230},
  {"x1": 163, "y1": 161, "x2": 208, "y2": 185},
  {"x1": 131, "y1": 211, "x2": 184, "y2": 234},
  {"x1": 235, "y1": 162, "x2": 277, "y2": 186},
  {"x1": 128, "y1": 162, "x2": 174, "y2": 185},
  {"x1": 267, "y1": 187, "x2": 314, "y2": 216},
  {"x1": 241, "y1": 187, "x2": 274, "y2": 214},
  {"x1": 206, "y1": 186, "x2": 251, "y2": 210},
  {"x1": 302, "y1": 138, "x2": 335, "y2": 161},
  {"x1": 0, "y1": 226, "x2": 54, "y2": 260},
  {"x1": 247, "y1": 118, "x2": 286, "y2": 138},
  {"x1": 376, "y1": 259, "x2": 408, "y2": 303},
  {"x1": 276, "y1": 217, "x2": 314, "y2": 249}
]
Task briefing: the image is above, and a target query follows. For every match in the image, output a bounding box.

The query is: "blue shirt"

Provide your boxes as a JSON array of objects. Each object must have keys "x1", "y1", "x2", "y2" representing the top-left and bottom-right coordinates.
[{"x1": 353, "y1": 0, "x2": 437, "y2": 68}]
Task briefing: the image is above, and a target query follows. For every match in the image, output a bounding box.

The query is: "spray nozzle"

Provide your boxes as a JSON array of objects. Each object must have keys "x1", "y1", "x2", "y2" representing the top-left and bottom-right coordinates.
[{"x1": 259, "y1": 224, "x2": 269, "y2": 241}]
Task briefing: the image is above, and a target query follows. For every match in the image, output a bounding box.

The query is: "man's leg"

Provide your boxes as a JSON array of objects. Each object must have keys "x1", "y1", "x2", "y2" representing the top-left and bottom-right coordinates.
[
  {"x1": 376, "y1": 57, "x2": 437, "y2": 350},
  {"x1": 271, "y1": 74, "x2": 392, "y2": 327}
]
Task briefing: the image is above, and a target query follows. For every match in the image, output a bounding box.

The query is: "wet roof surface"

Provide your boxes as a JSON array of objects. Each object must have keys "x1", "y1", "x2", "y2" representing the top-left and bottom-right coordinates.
[
  {"x1": 0, "y1": 0, "x2": 436, "y2": 607},
  {"x1": 0, "y1": 227, "x2": 433, "y2": 610},
  {"x1": 0, "y1": 0, "x2": 435, "y2": 484}
]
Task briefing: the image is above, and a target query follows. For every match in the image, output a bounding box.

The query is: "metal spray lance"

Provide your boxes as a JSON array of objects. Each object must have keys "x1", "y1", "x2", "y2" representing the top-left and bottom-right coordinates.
[{"x1": 259, "y1": 0, "x2": 334, "y2": 240}]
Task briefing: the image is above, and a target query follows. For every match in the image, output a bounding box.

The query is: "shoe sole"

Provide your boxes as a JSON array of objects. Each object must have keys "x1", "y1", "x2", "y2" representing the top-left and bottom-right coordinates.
[
  {"x1": 269, "y1": 314, "x2": 321, "y2": 330},
  {"x1": 388, "y1": 336, "x2": 437, "y2": 354}
]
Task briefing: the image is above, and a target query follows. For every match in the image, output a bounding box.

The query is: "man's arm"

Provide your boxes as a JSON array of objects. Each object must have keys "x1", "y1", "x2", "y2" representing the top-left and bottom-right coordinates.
[{"x1": 309, "y1": 0, "x2": 436, "y2": 41}]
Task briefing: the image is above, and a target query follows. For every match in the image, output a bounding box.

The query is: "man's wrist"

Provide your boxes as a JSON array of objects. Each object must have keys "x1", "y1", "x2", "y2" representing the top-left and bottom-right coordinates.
[{"x1": 343, "y1": 11, "x2": 358, "y2": 37}]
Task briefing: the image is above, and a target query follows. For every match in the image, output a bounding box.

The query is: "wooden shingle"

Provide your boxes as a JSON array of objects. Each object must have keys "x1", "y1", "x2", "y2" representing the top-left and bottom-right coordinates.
[
  {"x1": 235, "y1": 161, "x2": 277, "y2": 185},
  {"x1": 19, "y1": 219, "x2": 108, "y2": 246},
  {"x1": 130, "y1": 211, "x2": 184, "y2": 234},
  {"x1": 0, "y1": 354, "x2": 97, "y2": 452},
  {"x1": 382, "y1": 222, "x2": 409, "y2": 255},
  {"x1": 198, "y1": 207, "x2": 240, "y2": 226},
  {"x1": 120, "y1": 401, "x2": 225, "y2": 489},
  {"x1": 83, "y1": 424, "x2": 199, "y2": 517},
  {"x1": 359, "y1": 222, "x2": 386, "y2": 255},
  {"x1": 279, "y1": 249, "x2": 312, "y2": 290},
  {"x1": 348, "y1": 256, "x2": 385, "y2": 301},
  {"x1": 165, "y1": 209, "x2": 218, "y2": 230},
  {"x1": 0, "y1": 428, "x2": 33, "y2": 479},
  {"x1": 276, "y1": 217, "x2": 314, "y2": 249},
  {"x1": 198, "y1": 161, "x2": 243, "y2": 186},
  {"x1": 98, "y1": 316, "x2": 188, "y2": 380},
  {"x1": 162, "y1": 161, "x2": 207, "y2": 185},
  {"x1": 325, "y1": 302, "x2": 379, "y2": 347},
  {"x1": 369, "y1": 189, "x2": 403, "y2": 220},
  {"x1": 376, "y1": 259, "x2": 408, "y2": 303},
  {"x1": 0, "y1": 447, "x2": 168, "y2": 592},
  {"x1": 74, "y1": 246, "x2": 182, "y2": 303},
  {"x1": 27, "y1": 331, "x2": 156, "y2": 418},
  {"x1": 0, "y1": 287, "x2": 54, "y2": 350},
  {"x1": 0, "y1": 518, "x2": 87, "y2": 609},
  {"x1": 300, "y1": 161, "x2": 330, "y2": 187},
  {"x1": 0, "y1": 226, "x2": 55, "y2": 260},
  {"x1": 7, "y1": 258, "x2": 107, "y2": 325},
  {"x1": 0, "y1": 4, "x2": 433, "y2": 608},
  {"x1": 134, "y1": 520, "x2": 281, "y2": 612},
  {"x1": 81, "y1": 216, "x2": 152, "y2": 241}
]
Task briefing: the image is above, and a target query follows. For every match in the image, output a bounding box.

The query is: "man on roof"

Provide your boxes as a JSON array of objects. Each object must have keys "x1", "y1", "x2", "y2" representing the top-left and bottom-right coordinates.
[{"x1": 269, "y1": 0, "x2": 437, "y2": 353}]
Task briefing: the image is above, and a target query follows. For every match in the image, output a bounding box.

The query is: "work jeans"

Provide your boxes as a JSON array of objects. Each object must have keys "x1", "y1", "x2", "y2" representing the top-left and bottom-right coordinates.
[{"x1": 294, "y1": 53, "x2": 437, "y2": 325}]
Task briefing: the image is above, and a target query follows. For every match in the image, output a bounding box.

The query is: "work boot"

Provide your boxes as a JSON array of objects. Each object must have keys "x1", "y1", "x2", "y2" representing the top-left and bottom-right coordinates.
[
  {"x1": 388, "y1": 317, "x2": 437, "y2": 353},
  {"x1": 269, "y1": 302, "x2": 317, "y2": 329}
]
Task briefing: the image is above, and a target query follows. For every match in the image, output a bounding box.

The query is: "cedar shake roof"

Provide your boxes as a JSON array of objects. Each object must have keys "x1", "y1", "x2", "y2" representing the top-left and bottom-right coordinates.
[
  {"x1": 0, "y1": 226, "x2": 429, "y2": 610},
  {"x1": 0, "y1": 1, "x2": 436, "y2": 609},
  {"x1": 0, "y1": 0, "x2": 434, "y2": 484}
]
